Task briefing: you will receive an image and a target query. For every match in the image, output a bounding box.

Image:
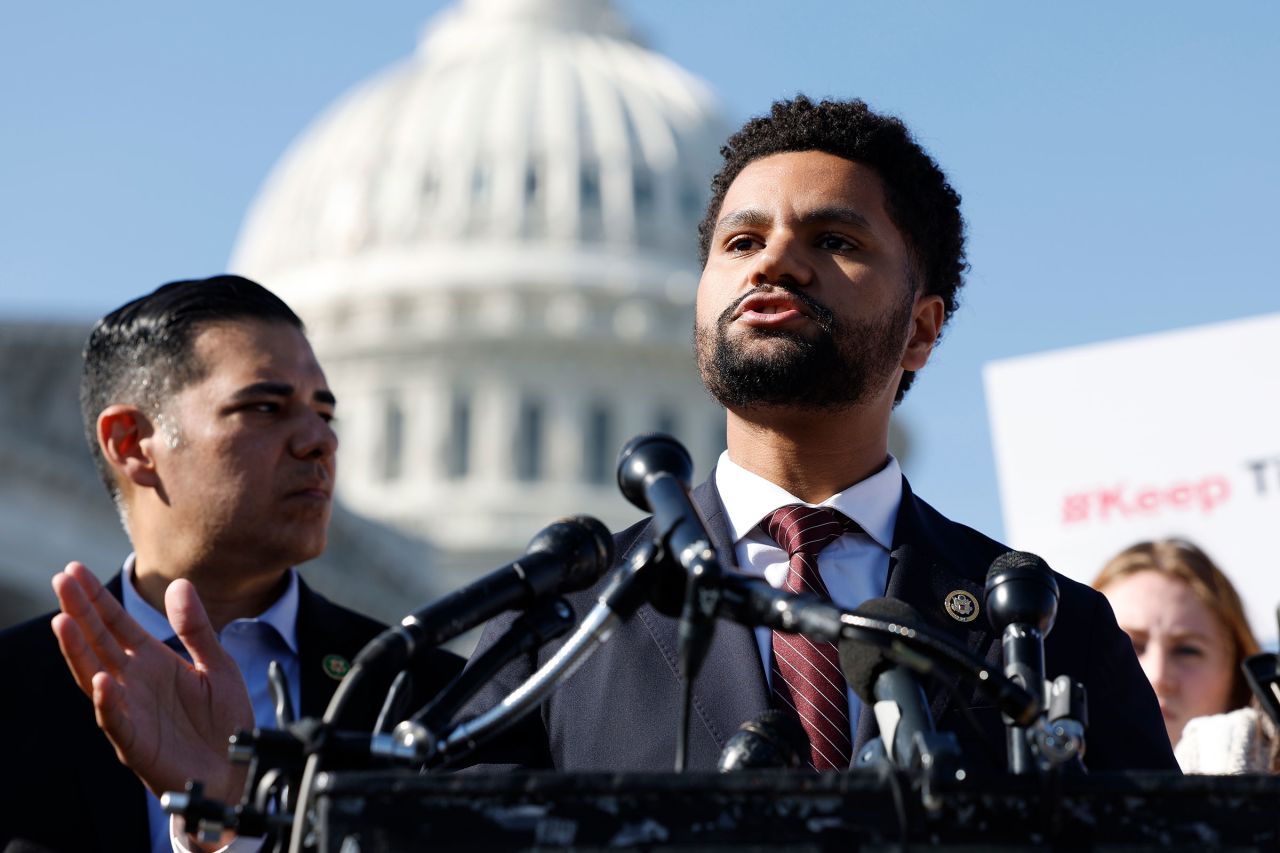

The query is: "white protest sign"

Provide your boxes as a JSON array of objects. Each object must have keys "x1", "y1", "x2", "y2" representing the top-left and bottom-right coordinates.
[{"x1": 984, "y1": 313, "x2": 1280, "y2": 646}]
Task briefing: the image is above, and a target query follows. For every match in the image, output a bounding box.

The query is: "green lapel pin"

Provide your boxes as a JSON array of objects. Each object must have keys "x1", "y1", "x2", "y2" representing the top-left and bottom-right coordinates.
[{"x1": 322, "y1": 654, "x2": 351, "y2": 680}]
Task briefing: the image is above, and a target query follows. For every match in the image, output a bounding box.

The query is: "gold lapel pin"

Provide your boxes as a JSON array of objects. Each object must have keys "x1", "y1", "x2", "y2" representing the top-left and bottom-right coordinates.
[{"x1": 944, "y1": 590, "x2": 979, "y2": 623}]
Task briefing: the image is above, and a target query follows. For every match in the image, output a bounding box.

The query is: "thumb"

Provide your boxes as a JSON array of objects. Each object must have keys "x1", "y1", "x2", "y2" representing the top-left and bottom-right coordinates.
[{"x1": 165, "y1": 579, "x2": 231, "y2": 674}]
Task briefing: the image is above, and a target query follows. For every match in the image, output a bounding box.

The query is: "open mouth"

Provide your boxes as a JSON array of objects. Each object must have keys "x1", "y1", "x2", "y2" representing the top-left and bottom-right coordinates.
[{"x1": 733, "y1": 291, "x2": 808, "y2": 325}]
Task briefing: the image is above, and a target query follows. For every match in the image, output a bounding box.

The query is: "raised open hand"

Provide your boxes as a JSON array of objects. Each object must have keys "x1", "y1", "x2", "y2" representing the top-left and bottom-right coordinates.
[{"x1": 50, "y1": 562, "x2": 253, "y2": 804}]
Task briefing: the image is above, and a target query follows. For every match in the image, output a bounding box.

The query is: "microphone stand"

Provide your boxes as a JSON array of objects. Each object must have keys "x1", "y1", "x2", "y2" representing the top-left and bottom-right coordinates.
[
  {"x1": 284, "y1": 517, "x2": 612, "y2": 853},
  {"x1": 983, "y1": 553, "x2": 1059, "y2": 776},
  {"x1": 410, "y1": 596, "x2": 576, "y2": 742},
  {"x1": 614, "y1": 433, "x2": 726, "y2": 772},
  {"x1": 671, "y1": 533, "x2": 721, "y2": 772},
  {"x1": 432, "y1": 539, "x2": 667, "y2": 768}
]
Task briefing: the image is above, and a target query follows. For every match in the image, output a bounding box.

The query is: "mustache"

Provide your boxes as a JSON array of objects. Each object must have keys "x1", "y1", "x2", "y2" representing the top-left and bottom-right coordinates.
[{"x1": 717, "y1": 284, "x2": 837, "y2": 331}]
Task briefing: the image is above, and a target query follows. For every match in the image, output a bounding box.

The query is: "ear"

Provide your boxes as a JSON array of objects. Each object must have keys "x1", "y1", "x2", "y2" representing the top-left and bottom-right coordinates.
[
  {"x1": 901, "y1": 294, "x2": 944, "y2": 372},
  {"x1": 97, "y1": 405, "x2": 161, "y2": 491}
]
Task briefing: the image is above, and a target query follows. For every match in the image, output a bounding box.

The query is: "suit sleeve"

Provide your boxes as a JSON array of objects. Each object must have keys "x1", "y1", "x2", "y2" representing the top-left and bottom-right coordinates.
[{"x1": 451, "y1": 608, "x2": 556, "y2": 771}]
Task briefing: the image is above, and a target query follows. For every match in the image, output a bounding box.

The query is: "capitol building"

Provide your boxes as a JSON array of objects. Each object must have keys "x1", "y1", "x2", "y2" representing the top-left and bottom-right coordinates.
[{"x1": 0, "y1": 0, "x2": 730, "y2": 628}]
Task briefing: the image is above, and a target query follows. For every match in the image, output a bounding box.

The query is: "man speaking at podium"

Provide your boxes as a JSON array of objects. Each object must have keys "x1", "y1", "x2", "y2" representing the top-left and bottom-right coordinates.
[{"x1": 466, "y1": 96, "x2": 1178, "y2": 773}]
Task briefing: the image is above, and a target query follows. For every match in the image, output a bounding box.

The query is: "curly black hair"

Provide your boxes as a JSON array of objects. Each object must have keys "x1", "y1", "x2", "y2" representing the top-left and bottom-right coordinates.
[{"x1": 697, "y1": 96, "x2": 967, "y2": 402}]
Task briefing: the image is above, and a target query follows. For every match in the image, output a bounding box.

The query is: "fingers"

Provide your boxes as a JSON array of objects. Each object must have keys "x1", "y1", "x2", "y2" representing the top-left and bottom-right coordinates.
[
  {"x1": 66, "y1": 561, "x2": 155, "y2": 651},
  {"x1": 166, "y1": 579, "x2": 230, "y2": 675},
  {"x1": 91, "y1": 670, "x2": 139, "y2": 773},
  {"x1": 52, "y1": 564, "x2": 132, "y2": 674},
  {"x1": 50, "y1": 611, "x2": 102, "y2": 697},
  {"x1": 62, "y1": 561, "x2": 103, "y2": 594}
]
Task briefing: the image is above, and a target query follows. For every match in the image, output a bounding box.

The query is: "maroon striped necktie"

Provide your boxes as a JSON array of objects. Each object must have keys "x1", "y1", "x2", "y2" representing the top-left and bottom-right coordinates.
[{"x1": 765, "y1": 504, "x2": 854, "y2": 771}]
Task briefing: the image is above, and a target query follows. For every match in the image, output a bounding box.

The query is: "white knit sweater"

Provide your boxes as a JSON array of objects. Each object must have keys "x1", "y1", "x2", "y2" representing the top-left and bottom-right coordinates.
[{"x1": 1174, "y1": 707, "x2": 1277, "y2": 774}]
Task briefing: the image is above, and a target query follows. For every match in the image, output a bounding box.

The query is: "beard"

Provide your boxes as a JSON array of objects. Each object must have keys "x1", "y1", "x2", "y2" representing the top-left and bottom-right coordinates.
[{"x1": 695, "y1": 284, "x2": 915, "y2": 412}]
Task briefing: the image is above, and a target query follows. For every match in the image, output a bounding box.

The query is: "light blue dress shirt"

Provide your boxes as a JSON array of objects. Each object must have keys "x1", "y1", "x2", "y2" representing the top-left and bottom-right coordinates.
[{"x1": 119, "y1": 555, "x2": 301, "y2": 853}]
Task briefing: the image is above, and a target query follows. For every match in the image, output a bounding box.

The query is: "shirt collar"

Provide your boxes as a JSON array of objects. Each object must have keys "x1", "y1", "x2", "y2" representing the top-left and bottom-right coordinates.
[
  {"x1": 714, "y1": 450, "x2": 902, "y2": 551},
  {"x1": 120, "y1": 553, "x2": 301, "y2": 654},
  {"x1": 120, "y1": 553, "x2": 177, "y2": 643}
]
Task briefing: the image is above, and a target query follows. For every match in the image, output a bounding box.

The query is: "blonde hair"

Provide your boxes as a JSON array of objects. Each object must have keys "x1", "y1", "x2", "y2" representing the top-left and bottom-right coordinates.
[{"x1": 1092, "y1": 538, "x2": 1260, "y2": 710}]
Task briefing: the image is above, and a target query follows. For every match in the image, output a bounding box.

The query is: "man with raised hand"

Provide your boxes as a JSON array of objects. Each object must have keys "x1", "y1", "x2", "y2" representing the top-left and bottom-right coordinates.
[{"x1": 0, "y1": 276, "x2": 462, "y2": 853}]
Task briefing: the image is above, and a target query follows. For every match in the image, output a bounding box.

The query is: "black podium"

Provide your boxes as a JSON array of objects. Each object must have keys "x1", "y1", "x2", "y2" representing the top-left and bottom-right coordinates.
[{"x1": 313, "y1": 769, "x2": 1280, "y2": 851}]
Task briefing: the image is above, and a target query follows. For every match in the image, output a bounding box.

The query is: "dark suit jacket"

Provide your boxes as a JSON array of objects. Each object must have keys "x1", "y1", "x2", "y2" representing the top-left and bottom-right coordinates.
[
  {"x1": 462, "y1": 476, "x2": 1178, "y2": 773},
  {"x1": 0, "y1": 573, "x2": 465, "y2": 853}
]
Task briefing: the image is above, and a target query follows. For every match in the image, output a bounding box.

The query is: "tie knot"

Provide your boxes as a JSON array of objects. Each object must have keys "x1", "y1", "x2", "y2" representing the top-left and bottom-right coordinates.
[{"x1": 763, "y1": 504, "x2": 852, "y2": 559}]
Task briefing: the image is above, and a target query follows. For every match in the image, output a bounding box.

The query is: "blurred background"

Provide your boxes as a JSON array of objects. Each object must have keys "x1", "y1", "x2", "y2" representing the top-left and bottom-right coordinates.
[{"x1": 2, "y1": 0, "x2": 1276, "y2": 632}]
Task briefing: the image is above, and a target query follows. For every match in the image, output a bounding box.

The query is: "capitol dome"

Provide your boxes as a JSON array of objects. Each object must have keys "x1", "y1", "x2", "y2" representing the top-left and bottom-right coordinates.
[
  {"x1": 231, "y1": 0, "x2": 730, "y2": 576},
  {"x1": 233, "y1": 0, "x2": 726, "y2": 300}
]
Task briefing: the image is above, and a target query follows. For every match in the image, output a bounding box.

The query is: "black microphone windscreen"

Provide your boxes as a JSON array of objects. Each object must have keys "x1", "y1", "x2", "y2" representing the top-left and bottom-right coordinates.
[
  {"x1": 525, "y1": 515, "x2": 615, "y2": 593},
  {"x1": 718, "y1": 708, "x2": 810, "y2": 771},
  {"x1": 839, "y1": 597, "x2": 922, "y2": 704},
  {"x1": 985, "y1": 551, "x2": 1056, "y2": 588},
  {"x1": 614, "y1": 432, "x2": 693, "y2": 511},
  {"x1": 984, "y1": 550, "x2": 1058, "y2": 632}
]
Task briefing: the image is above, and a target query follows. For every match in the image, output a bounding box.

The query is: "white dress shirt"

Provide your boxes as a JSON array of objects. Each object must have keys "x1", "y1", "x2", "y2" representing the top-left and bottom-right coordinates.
[
  {"x1": 713, "y1": 451, "x2": 903, "y2": 739},
  {"x1": 120, "y1": 555, "x2": 300, "y2": 853}
]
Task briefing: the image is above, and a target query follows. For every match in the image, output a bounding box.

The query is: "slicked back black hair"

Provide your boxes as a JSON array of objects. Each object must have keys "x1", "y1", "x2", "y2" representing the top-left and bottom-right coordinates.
[
  {"x1": 80, "y1": 275, "x2": 304, "y2": 504},
  {"x1": 698, "y1": 96, "x2": 967, "y2": 402}
]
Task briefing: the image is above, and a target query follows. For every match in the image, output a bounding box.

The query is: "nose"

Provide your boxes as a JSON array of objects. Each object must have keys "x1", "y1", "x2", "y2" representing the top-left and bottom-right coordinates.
[
  {"x1": 292, "y1": 412, "x2": 338, "y2": 461},
  {"x1": 749, "y1": 233, "x2": 812, "y2": 289},
  {"x1": 1140, "y1": 646, "x2": 1175, "y2": 697}
]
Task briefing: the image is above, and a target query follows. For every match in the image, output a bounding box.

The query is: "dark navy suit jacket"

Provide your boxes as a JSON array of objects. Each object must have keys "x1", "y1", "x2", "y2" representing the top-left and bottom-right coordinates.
[
  {"x1": 0, "y1": 573, "x2": 465, "y2": 853},
  {"x1": 463, "y1": 476, "x2": 1178, "y2": 773}
]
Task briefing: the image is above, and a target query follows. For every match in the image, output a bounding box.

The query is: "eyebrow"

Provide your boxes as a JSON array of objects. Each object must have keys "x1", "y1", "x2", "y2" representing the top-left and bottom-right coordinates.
[
  {"x1": 231, "y1": 381, "x2": 337, "y2": 407},
  {"x1": 714, "y1": 205, "x2": 874, "y2": 235}
]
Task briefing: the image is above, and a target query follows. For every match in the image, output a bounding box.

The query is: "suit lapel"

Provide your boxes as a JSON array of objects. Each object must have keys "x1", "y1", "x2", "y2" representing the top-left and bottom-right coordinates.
[
  {"x1": 691, "y1": 476, "x2": 772, "y2": 745},
  {"x1": 853, "y1": 479, "x2": 998, "y2": 754},
  {"x1": 296, "y1": 579, "x2": 349, "y2": 718}
]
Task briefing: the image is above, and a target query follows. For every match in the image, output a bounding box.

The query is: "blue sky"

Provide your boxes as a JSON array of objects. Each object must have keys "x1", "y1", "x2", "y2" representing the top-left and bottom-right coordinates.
[{"x1": 3, "y1": 1, "x2": 1277, "y2": 541}]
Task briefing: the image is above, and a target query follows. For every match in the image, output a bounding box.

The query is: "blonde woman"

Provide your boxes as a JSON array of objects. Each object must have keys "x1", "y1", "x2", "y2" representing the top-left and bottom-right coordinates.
[{"x1": 1094, "y1": 538, "x2": 1277, "y2": 773}]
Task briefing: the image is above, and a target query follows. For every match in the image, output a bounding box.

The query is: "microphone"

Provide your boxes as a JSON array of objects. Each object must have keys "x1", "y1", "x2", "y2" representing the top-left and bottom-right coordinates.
[
  {"x1": 326, "y1": 515, "x2": 613, "y2": 727},
  {"x1": 617, "y1": 433, "x2": 724, "y2": 771},
  {"x1": 984, "y1": 550, "x2": 1058, "y2": 775},
  {"x1": 616, "y1": 434, "x2": 724, "y2": 669},
  {"x1": 717, "y1": 573, "x2": 846, "y2": 641},
  {"x1": 294, "y1": 516, "x2": 616, "y2": 850},
  {"x1": 1241, "y1": 605, "x2": 1280, "y2": 729},
  {"x1": 839, "y1": 598, "x2": 939, "y2": 769},
  {"x1": 718, "y1": 709, "x2": 809, "y2": 771},
  {"x1": 616, "y1": 433, "x2": 722, "y2": 580},
  {"x1": 398, "y1": 515, "x2": 611, "y2": 650},
  {"x1": 712, "y1": 581, "x2": 1040, "y2": 728}
]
